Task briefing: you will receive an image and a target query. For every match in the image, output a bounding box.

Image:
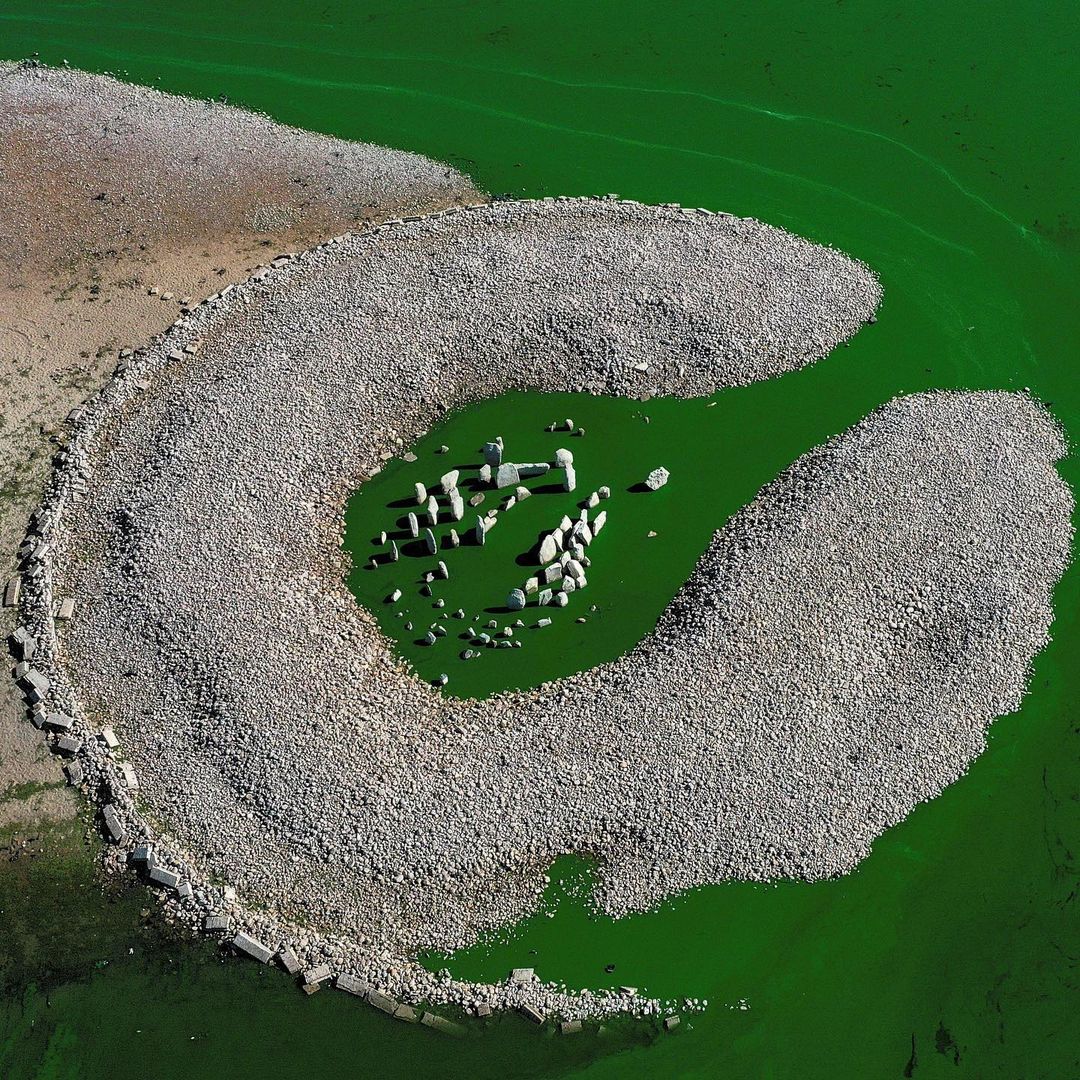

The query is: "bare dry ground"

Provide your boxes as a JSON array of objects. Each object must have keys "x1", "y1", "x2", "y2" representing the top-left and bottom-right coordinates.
[{"x1": 0, "y1": 59, "x2": 482, "y2": 826}]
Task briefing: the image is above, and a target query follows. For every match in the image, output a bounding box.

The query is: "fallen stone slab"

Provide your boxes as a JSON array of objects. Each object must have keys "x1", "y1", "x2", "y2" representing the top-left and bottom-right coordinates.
[
  {"x1": 278, "y1": 946, "x2": 302, "y2": 976},
  {"x1": 149, "y1": 865, "x2": 182, "y2": 889},
  {"x1": 519, "y1": 1003, "x2": 545, "y2": 1025},
  {"x1": 101, "y1": 804, "x2": 124, "y2": 843},
  {"x1": 420, "y1": 1011, "x2": 466, "y2": 1036},
  {"x1": 335, "y1": 972, "x2": 369, "y2": 995},
  {"x1": 303, "y1": 963, "x2": 332, "y2": 985},
  {"x1": 2, "y1": 577, "x2": 21, "y2": 607},
  {"x1": 367, "y1": 989, "x2": 399, "y2": 1014},
  {"x1": 233, "y1": 931, "x2": 274, "y2": 964}
]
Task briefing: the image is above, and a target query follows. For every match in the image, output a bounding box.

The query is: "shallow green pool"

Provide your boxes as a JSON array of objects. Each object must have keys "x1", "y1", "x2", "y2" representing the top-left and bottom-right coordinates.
[{"x1": 2, "y1": 2, "x2": 1077, "y2": 1077}]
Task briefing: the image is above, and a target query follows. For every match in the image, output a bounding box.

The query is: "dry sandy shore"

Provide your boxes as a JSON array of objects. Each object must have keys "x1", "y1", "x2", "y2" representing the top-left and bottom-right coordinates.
[{"x1": 0, "y1": 58, "x2": 480, "y2": 827}]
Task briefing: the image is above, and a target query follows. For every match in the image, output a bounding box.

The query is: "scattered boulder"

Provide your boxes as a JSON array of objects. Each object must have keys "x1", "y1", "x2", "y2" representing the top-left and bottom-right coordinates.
[
  {"x1": 507, "y1": 589, "x2": 526, "y2": 610},
  {"x1": 644, "y1": 466, "x2": 670, "y2": 490}
]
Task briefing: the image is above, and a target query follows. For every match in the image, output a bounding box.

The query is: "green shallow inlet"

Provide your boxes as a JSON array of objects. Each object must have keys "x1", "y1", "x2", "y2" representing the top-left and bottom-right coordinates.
[
  {"x1": 343, "y1": 369, "x2": 895, "y2": 698},
  {"x1": 2, "y1": 1, "x2": 1079, "y2": 1078}
]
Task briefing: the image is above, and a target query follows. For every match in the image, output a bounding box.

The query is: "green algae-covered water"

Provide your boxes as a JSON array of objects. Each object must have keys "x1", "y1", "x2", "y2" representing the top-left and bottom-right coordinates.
[{"x1": 2, "y1": 2, "x2": 1078, "y2": 1077}]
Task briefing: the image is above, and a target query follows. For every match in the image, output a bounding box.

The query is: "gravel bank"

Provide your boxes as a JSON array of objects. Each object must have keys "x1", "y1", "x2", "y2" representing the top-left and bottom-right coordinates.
[
  {"x1": 0, "y1": 59, "x2": 480, "y2": 280},
  {"x1": 17, "y1": 196, "x2": 1071, "y2": 1020}
]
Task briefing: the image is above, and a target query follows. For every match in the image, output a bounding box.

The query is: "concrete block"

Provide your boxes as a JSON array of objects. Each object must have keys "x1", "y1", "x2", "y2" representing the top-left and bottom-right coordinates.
[
  {"x1": 44, "y1": 712, "x2": 73, "y2": 731},
  {"x1": 560, "y1": 1019, "x2": 583, "y2": 1034},
  {"x1": 204, "y1": 914, "x2": 229, "y2": 932},
  {"x1": 119, "y1": 762, "x2": 139, "y2": 789},
  {"x1": 56, "y1": 598, "x2": 76, "y2": 621},
  {"x1": 303, "y1": 964, "x2": 332, "y2": 985},
  {"x1": 64, "y1": 760, "x2": 85, "y2": 785},
  {"x1": 101, "y1": 726, "x2": 120, "y2": 748},
  {"x1": 393, "y1": 1002, "x2": 419, "y2": 1023}
]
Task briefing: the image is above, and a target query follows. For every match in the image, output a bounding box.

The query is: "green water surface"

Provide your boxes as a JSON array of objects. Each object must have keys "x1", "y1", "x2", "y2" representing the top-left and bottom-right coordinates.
[{"x1": 1, "y1": 2, "x2": 1078, "y2": 1077}]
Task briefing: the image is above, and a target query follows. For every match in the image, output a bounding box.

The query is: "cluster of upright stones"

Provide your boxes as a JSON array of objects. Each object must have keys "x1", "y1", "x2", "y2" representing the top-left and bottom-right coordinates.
[{"x1": 370, "y1": 430, "x2": 613, "y2": 681}]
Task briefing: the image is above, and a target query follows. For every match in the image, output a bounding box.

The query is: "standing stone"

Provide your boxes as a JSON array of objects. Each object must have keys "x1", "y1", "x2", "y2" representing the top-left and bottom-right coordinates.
[
  {"x1": 424, "y1": 528, "x2": 437, "y2": 555},
  {"x1": 644, "y1": 467, "x2": 670, "y2": 490},
  {"x1": 483, "y1": 441, "x2": 503, "y2": 468},
  {"x1": 414, "y1": 482, "x2": 428, "y2": 505},
  {"x1": 598, "y1": 485, "x2": 611, "y2": 500},
  {"x1": 553, "y1": 592, "x2": 569, "y2": 607},
  {"x1": 449, "y1": 528, "x2": 460, "y2": 548},
  {"x1": 538, "y1": 588, "x2": 553, "y2": 606},
  {"x1": 407, "y1": 512, "x2": 419, "y2": 538},
  {"x1": 426, "y1": 495, "x2": 439, "y2": 526},
  {"x1": 389, "y1": 540, "x2": 400, "y2": 562},
  {"x1": 474, "y1": 516, "x2": 487, "y2": 546},
  {"x1": 514, "y1": 486, "x2": 531, "y2": 502},
  {"x1": 560, "y1": 577, "x2": 577, "y2": 594},
  {"x1": 437, "y1": 561, "x2": 449, "y2": 579},
  {"x1": 506, "y1": 589, "x2": 526, "y2": 611},
  {"x1": 448, "y1": 488, "x2": 464, "y2": 521},
  {"x1": 479, "y1": 464, "x2": 492, "y2": 484},
  {"x1": 542, "y1": 563, "x2": 564, "y2": 585},
  {"x1": 585, "y1": 491, "x2": 600, "y2": 509},
  {"x1": 524, "y1": 577, "x2": 539, "y2": 595},
  {"x1": 554, "y1": 448, "x2": 574, "y2": 468},
  {"x1": 563, "y1": 463, "x2": 577, "y2": 492},
  {"x1": 538, "y1": 533, "x2": 559, "y2": 564},
  {"x1": 592, "y1": 510, "x2": 607, "y2": 535},
  {"x1": 495, "y1": 463, "x2": 521, "y2": 489},
  {"x1": 440, "y1": 470, "x2": 460, "y2": 495}
]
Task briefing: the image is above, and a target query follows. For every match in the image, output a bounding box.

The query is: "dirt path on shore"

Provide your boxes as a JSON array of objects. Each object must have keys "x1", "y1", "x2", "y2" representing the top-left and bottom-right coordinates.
[{"x1": 0, "y1": 59, "x2": 482, "y2": 826}]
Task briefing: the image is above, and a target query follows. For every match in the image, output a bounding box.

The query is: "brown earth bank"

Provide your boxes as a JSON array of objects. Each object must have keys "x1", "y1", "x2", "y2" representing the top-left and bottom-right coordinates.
[{"x1": 0, "y1": 58, "x2": 484, "y2": 828}]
